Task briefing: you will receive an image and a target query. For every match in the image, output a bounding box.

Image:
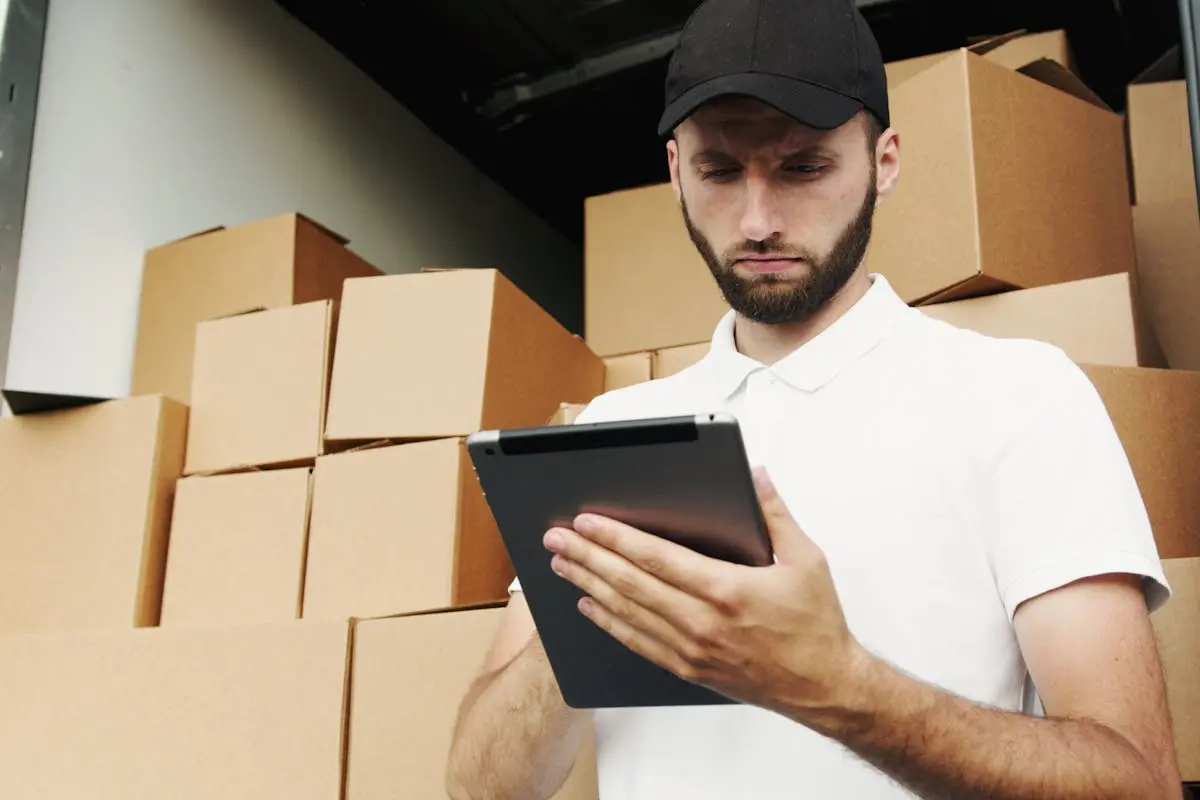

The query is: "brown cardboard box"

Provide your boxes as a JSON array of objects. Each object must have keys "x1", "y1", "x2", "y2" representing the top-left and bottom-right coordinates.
[
  {"x1": 868, "y1": 51, "x2": 1134, "y2": 305},
  {"x1": 160, "y1": 468, "x2": 313, "y2": 627},
  {"x1": 1127, "y1": 48, "x2": 1196, "y2": 205},
  {"x1": 585, "y1": 183, "x2": 728, "y2": 357},
  {"x1": 185, "y1": 300, "x2": 335, "y2": 475},
  {"x1": 0, "y1": 618, "x2": 351, "y2": 799},
  {"x1": 1153, "y1": 557, "x2": 1200, "y2": 781},
  {"x1": 885, "y1": 30, "x2": 1075, "y2": 87},
  {"x1": 348, "y1": 607, "x2": 598, "y2": 799},
  {"x1": 0, "y1": 395, "x2": 187, "y2": 635},
  {"x1": 1082, "y1": 366, "x2": 1200, "y2": 560},
  {"x1": 325, "y1": 269, "x2": 604, "y2": 444},
  {"x1": 303, "y1": 438, "x2": 508, "y2": 620},
  {"x1": 920, "y1": 273, "x2": 1165, "y2": 367},
  {"x1": 654, "y1": 342, "x2": 710, "y2": 379},
  {"x1": 549, "y1": 403, "x2": 589, "y2": 426},
  {"x1": 1133, "y1": 198, "x2": 1200, "y2": 370},
  {"x1": 132, "y1": 212, "x2": 381, "y2": 405},
  {"x1": 604, "y1": 352, "x2": 653, "y2": 391}
]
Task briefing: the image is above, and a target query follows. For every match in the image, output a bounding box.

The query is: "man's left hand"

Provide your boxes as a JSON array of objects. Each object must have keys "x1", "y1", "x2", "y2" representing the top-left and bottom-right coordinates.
[{"x1": 543, "y1": 467, "x2": 867, "y2": 720}]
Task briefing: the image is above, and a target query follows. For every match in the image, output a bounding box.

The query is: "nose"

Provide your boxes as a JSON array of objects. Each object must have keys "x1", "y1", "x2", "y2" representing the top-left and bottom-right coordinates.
[{"x1": 739, "y1": 176, "x2": 785, "y2": 243}]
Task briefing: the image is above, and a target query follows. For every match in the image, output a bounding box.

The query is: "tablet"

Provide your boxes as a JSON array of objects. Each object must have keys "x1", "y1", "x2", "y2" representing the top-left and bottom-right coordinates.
[{"x1": 466, "y1": 412, "x2": 772, "y2": 709}]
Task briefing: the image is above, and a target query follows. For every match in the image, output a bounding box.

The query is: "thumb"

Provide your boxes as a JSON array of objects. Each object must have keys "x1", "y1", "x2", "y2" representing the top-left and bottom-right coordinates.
[{"x1": 751, "y1": 466, "x2": 812, "y2": 564}]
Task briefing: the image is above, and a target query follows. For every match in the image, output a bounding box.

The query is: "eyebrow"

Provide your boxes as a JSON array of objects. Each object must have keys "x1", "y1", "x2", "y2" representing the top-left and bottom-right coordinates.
[{"x1": 690, "y1": 145, "x2": 835, "y2": 166}]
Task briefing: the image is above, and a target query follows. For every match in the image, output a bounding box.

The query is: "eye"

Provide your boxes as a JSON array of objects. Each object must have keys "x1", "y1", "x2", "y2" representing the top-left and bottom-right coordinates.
[
  {"x1": 700, "y1": 167, "x2": 741, "y2": 181},
  {"x1": 784, "y1": 164, "x2": 828, "y2": 176}
]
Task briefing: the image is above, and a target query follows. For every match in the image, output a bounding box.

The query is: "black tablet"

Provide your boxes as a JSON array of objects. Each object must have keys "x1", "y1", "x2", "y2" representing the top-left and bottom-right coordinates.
[{"x1": 466, "y1": 412, "x2": 772, "y2": 709}]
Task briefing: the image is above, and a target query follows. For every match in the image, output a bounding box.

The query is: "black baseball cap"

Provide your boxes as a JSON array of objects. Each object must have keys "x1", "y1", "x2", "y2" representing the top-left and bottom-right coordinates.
[{"x1": 657, "y1": 0, "x2": 890, "y2": 137}]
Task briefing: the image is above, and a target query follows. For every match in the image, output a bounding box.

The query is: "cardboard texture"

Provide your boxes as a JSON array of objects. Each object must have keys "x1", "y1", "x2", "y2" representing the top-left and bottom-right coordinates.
[
  {"x1": 160, "y1": 468, "x2": 313, "y2": 627},
  {"x1": 1127, "y1": 49, "x2": 1195, "y2": 205},
  {"x1": 132, "y1": 212, "x2": 380, "y2": 405},
  {"x1": 325, "y1": 269, "x2": 604, "y2": 443},
  {"x1": 585, "y1": 183, "x2": 729, "y2": 356},
  {"x1": 885, "y1": 29, "x2": 1074, "y2": 87},
  {"x1": 867, "y1": 50, "x2": 1135, "y2": 305},
  {"x1": 604, "y1": 352, "x2": 653, "y2": 391},
  {"x1": 549, "y1": 402, "x2": 588, "y2": 426},
  {"x1": 919, "y1": 273, "x2": 1165, "y2": 367},
  {"x1": 185, "y1": 300, "x2": 335, "y2": 475},
  {"x1": 347, "y1": 607, "x2": 598, "y2": 799},
  {"x1": 303, "y1": 438, "x2": 509, "y2": 619},
  {"x1": 654, "y1": 342, "x2": 710, "y2": 379},
  {"x1": 1154, "y1": 558, "x2": 1200, "y2": 781},
  {"x1": 0, "y1": 395, "x2": 187, "y2": 636},
  {"x1": 1082, "y1": 366, "x2": 1200, "y2": 560},
  {"x1": 1133, "y1": 198, "x2": 1200, "y2": 370},
  {"x1": 0, "y1": 619, "x2": 351, "y2": 799}
]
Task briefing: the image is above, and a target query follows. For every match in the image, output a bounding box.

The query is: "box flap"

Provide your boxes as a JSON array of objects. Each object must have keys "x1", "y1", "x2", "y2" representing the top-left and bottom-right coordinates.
[
  {"x1": 1016, "y1": 58, "x2": 1110, "y2": 110},
  {"x1": 1132, "y1": 46, "x2": 1182, "y2": 85},
  {"x1": 965, "y1": 30, "x2": 1029, "y2": 55},
  {"x1": 153, "y1": 224, "x2": 227, "y2": 248},
  {"x1": 295, "y1": 212, "x2": 351, "y2": 246},
  {"x1": 0, "y1": 389, "x2": 111, "y2": 416}
]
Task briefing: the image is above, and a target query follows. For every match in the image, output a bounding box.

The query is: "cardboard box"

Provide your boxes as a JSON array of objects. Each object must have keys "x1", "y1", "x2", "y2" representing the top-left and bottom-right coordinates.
[
  {"x1": 325, "y1": 269, "x2": 604, "y2": 444},
  {"x1": 1153, "y1": 557, "x2": 1200, "y2": 781},
  {"x1": 0, "y1": 618, "x2": 351, "y2": 799},
  {"x1": 185, "y1": 300, "x2": 335, "y2": 475},
  {"x1": 1082, "y1": 366, "x2": 1200, "y2": 560},
  {"x1": 604, "y1": 352, "x2": 652, "y2": 391},
  {"x1": 654, "y1": 342, "x2": 710, "y2": 379},
  {"x1": 919, "y1": 273, "x2": 1164, "y2": 367},
  {"x1": 1127, "y1": 48, "x2": 1196, "y2": 205},
  {"x1": 132, "y1": 212, "x2": 381, "y2": 405},
  {"x1": 886, "y1": 30, "x2": 1075, "y2": 87},
  {"x1": 549, "y1": 403, "x2": 588, "y2": 426},
  {"x1": 867, "y1": 51, "x2": 1135, "y2": 305},
  {"x1": 1133, "y1": 198, "x2": 1200, "y2": 370},
  {"x1": 585, "y1": 183, "x2": 729, "y2": 357},
  {"x1": 0, "y1": 395, "x2": 187, "y2": 635},
  {"x1": 348, "y1": 607, "x2": 598, "y2": 799},
  {"x1": 160, "y1": 468, "x2": 313, "y2": 627},
  {"x1": 303, "y1": 438, "x2": 508, "y2": 620}
]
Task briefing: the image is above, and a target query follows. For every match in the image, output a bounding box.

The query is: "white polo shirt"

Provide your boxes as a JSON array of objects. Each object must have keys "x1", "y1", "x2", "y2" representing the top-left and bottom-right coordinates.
[{"x1": 517, "y1": 274, "x2": 1170, "y2": 799}]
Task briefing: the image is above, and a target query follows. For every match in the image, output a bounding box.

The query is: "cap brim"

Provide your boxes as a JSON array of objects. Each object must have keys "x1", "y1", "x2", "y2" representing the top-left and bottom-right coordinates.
[{"x1": 656, "y1": 72, "x2": 864, "y2": 137}]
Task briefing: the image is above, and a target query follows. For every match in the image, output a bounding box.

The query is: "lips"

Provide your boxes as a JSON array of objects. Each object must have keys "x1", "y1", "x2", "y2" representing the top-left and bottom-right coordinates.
[{"x1": 735, "y1": 257, "x2": 802, "y2": 273}]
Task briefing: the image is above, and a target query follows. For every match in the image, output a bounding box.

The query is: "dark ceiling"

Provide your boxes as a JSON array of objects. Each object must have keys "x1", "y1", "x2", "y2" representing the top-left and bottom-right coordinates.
[{"x1": 276, "y1": 0, "x2": 1183, "y2": 247}]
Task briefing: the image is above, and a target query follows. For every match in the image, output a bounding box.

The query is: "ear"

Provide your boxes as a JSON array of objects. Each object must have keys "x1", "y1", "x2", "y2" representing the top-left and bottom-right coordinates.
[
  {"x1": 666, "y1": 137, "x2": 683, "y2": 204},
  {"x1": 875, "y1": 128, "x2": 901, "y2": 203}
]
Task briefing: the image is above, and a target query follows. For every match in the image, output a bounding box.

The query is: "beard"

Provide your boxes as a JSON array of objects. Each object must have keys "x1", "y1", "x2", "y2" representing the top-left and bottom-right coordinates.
[{"x1": 681, "y1": 177, "x2": 877, "y2": 326}]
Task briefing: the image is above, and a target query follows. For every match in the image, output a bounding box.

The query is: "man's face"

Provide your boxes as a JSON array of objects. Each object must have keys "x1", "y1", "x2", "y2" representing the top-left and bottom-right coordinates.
[{"x1": 669, "y1": 98, "x2": 881, "y2": 326}]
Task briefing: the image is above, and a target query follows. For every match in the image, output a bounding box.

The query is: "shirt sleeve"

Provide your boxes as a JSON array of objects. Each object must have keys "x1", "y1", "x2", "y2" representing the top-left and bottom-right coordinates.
[{"x1": 983, "y1": 346, "x2": 1170, "y2": 620}]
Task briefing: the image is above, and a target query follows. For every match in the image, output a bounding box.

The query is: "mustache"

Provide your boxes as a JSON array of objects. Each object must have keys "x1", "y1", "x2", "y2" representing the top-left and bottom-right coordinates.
[{"x1": 723, "y1": 239, "x2": 815, "y2": 264}]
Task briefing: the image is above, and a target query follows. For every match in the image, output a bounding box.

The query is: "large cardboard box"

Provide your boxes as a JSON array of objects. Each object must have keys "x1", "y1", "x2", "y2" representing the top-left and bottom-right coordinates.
[
  {"x1": 1153, "y1": 558, "x2": 1200, "y2": 781},
  {"x1": 325, "y1": 269, "x2": 604, "y2": 444},
  {"x1": 0, "y1": 619, "x2": 351, "y2": 799},
  {"x1": 919, "y1": 273, "x2": 1164, "y2": 367},
  {"x1": 303, "y1": 438, "x2": 508, "y2": 620},
  {"x1": 1127, "y1": 48, "x2": 1196, "y2": 205},
  {"x1": 1132, "y1": 198, "x2": 1200, "y2": 370},
  {"x1": 604, "y1": 352, "x2": 652, "y2": 391},
  {"x1": 185, "y1": 300, "x2": 335, "y2": 475},
  {"x1": 160, "y1": 468, "x2": 313, "y2": 627},
  {"x1": 0, "y1": 395, "x2": 187, "y2": 635},
  {"x1": 886, "y1": 30, "x2": 1075, "y2": 87},
  {"x1": 653, "y1": 342, "x2": 710, "y2": 379},
  {"x1": 867, "y1": 52, "x2": 1135, "y2": 304},
  {"x1": 133, "y1": 212, "x2": 380, "y2": 405},
  {"x1": 348, "y1": 607, "x2": 598, "y2": 799},
  {"x1": 1082, "y1": 366, "x2": 1200, "y2": 560}
]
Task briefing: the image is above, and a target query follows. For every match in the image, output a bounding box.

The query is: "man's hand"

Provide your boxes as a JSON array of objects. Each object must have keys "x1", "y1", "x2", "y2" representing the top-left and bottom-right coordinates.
[{"x1": 543, "y1": 466, "x2": 865, "y2": 720}]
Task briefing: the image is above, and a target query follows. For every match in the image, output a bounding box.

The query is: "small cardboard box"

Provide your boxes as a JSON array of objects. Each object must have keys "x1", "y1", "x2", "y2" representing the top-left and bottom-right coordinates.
[
  {"x1": 1127, "y1": 48, "x2": 1196, "y2": 205},
  {"x1": 919, "y1": 273, "x2": 1164, "y2": 367},
  {"x1": 0, "y1": 395, "x2": 187, "y2": 636},
  {"x1": 0, "y1": 618, "x2": 351, "y2": 799},
  {"x1": 1082, "y1": 366, "x2": 1200, "y2": 560},
  {"x1": 604, "y1": 352, "x2": 653, "y2": 391},
  {"x1": 868, "y1": 51, "x2": 1135, "y2": 304},
  {"x1": 1153, "y1": 557, "x2": 1200, "y2": 781},
  {"x1": 160, "y1": 468, "x2": 313, "y2": 627},
  {"x1": 549, "y1": 403, "x2": 588, "y2": 426},
  {"x1": 886, "y1": 29, "x2": 1075, "y2": 87},
  {"x1": 1132, "y1": 197, "x2": 1200, "y2": 371},
  {"x1": 348, "y1": 607, "x2": 598, "y2": 799},
  {"x1": 185, "y1": 300, "x2": 336, "y2": 475},
  {"x1": 303, "y1": 438, "x2": 509, "y2": 620},
  {"x1": 325, "y1": 269, "x2": 604, "y2": 444},
  {"x1": 654, "y1": 342, "x2": 710, "y2": 379}
]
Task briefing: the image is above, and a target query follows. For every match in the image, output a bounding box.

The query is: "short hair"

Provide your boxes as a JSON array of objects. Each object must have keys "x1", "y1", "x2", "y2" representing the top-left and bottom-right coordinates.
[{"x1": 862, "y1": 110, "x2": 886, "y2": 153}]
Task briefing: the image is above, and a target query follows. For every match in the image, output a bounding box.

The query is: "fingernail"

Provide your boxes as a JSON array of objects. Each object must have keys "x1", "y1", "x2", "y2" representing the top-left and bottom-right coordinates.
[
  {"x1": 752, "y1": 467, "x2": 774, "y2": 494},
  {"x1": 574, "y1": 514, "x2": 596, "y2": 534},
  {"x1": 550, "y1": 555, "x2": 566, "y2": 575},
  {"x1": 544, "y1": 530, "x2": 563, "y2": 551}
]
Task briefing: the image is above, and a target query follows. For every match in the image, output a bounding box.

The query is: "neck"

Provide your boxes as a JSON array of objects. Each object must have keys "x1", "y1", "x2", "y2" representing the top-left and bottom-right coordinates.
[{"x1": 733, "y1": 267, "x2": 872, "y2": 366}]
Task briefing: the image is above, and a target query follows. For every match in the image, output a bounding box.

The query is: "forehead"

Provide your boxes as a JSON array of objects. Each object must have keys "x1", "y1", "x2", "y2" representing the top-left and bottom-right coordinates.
[{"x1": 678, "y1": 96, "x2": 852, "y2": 154}]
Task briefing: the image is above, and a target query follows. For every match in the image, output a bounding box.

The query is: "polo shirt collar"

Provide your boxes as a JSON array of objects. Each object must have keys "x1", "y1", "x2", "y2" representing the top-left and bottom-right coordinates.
[{"x1": 701, "y1": 273, "x2": 913, "y2": 397}]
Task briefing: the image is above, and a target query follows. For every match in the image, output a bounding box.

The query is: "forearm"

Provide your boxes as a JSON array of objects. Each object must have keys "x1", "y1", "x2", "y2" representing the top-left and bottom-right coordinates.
[
  {"x1": 446, "y1": 635, "x2": 592, "y2": 800},
  {"x1": 793, "y1": 649, "x2": 1173, "y2": 800}
]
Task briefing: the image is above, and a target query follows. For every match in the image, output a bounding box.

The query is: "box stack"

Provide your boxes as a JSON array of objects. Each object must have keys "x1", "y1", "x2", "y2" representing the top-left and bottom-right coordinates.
[{"x1": 0, "y1": 214, "x2": 602, "y2": 797}]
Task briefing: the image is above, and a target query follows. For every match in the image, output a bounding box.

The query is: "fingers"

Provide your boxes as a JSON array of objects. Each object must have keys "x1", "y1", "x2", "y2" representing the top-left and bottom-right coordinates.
[
  {"x1": 751, "y1": 467, "x2": 811, "y2": 564},
  {"x1": 576, "y1": 596, "x2": 698, "y2": 683}
]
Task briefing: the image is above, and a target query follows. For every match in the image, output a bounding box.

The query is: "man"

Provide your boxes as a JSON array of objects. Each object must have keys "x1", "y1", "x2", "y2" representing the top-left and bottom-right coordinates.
[{"x1": 446, "y1": 0, "x2": 1182, "y2": 797}]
